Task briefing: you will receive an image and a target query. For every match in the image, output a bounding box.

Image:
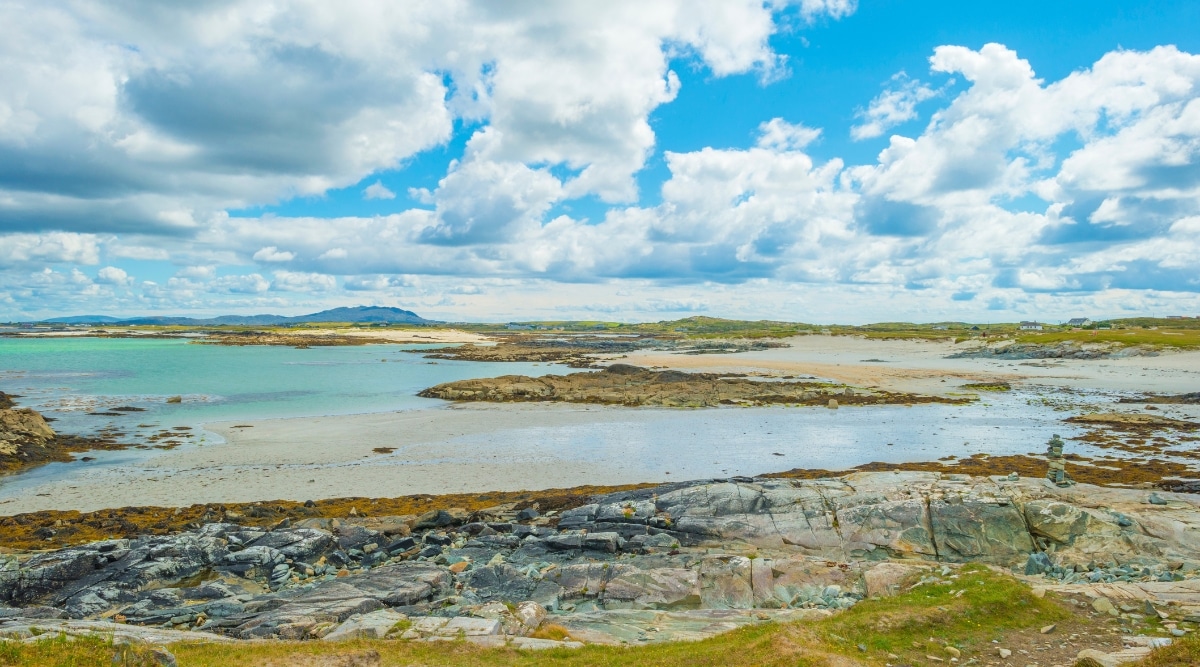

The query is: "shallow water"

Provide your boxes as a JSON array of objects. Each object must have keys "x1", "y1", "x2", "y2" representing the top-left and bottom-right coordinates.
[
  {"x1": 389, "y1": 392, "x2": 1101, "y2": 481},
  {"x1": 0, "y1": 337, "x2": 564, "y2": 465},
  {"x1": 0, "y1": 337, "x2": 1150, "y2": 499}
]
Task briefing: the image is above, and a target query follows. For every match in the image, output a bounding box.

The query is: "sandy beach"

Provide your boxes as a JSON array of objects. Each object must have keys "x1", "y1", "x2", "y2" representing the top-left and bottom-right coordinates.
[
  {"x1": 1, "y1": 335, "x2": 1197, "y2": 515},
  {"x1": 619, "y1": 335, "x2": 1200, "y2": 394}
]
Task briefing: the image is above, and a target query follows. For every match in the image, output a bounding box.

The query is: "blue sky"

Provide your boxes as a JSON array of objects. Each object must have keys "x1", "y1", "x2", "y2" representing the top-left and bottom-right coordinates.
[{"x1": 2, "y1": 1, "x2": 1200, "y2": 322}]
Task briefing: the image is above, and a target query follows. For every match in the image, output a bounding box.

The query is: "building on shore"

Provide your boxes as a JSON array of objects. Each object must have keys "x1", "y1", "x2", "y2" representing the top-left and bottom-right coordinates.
[{"x1": 1019, "y1": 321, "x2": 1043, "y2": 330}]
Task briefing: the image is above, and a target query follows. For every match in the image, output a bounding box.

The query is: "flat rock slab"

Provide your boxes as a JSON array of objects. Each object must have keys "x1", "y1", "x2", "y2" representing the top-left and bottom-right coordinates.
[
  {"x1": 0, "y1": 618, "x2": 238, "y2": 644},
  {"x1": 554, "y1": 608, "x2": 830, "y2": 645},
  {"x1": 1033, "y1": 579, "x2": 1200, "y2": 618}
]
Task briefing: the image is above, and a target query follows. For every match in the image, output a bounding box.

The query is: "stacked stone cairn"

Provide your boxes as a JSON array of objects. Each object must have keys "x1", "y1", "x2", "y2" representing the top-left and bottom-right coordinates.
[{"x1": 1045, "y1": 434, "x2": 1075, "y2": 488}]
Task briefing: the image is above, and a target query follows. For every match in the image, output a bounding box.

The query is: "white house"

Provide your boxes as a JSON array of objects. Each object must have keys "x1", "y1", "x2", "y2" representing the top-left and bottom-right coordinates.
[
  {"x1": 1019, "y1": 321, "x2": 1043, "y2": 330},
  {"x1": 1066, "y1": 317, "x2": 1091, "y2": 327}
]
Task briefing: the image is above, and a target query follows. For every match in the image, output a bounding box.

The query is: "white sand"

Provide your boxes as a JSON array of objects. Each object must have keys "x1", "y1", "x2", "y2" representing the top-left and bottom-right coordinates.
[
  {"x1": 619, "y1": 335, "x2": 1200, "y2": 394},
  {"x1": 0, "y1": 405, "x2": 686, "y2": 514},
  {"x1": 3, "y1": 335, "x2": 1197, "y2": 514}
]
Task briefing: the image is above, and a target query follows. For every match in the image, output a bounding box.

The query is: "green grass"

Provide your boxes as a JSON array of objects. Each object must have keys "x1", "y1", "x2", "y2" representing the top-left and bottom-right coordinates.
[
  {"x1": 822, "y1": 564, "x2": 1066, "y2": 660},
  {"x1": 1013, "y1": 328, "x2": 1200, "y2": 348},
  {"x1": 1, "y1": 565, "x2": 1073, "y2": 667}
]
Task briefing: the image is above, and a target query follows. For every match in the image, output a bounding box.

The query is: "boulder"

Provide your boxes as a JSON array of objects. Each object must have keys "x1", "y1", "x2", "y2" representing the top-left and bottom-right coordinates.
[
  {"x1": 322, "y1": 609, "x2": 407, "y2": 641},
  {"x1": 514, "y1": 601, "x2": 548, "y2": 630},
  {"x1": 0, "y1": 407, "x2": 56, "y2": 447}
]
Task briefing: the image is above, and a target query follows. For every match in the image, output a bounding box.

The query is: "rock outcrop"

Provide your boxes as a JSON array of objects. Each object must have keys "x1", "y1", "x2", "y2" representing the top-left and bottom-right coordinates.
[
  {"x1": 0, "y1": 472, "x2": 1197, "y2": 646},
  {"x1": 419, "y1": 364, "x2": 963, "y2": 408},
  {"x1": 0, "y1": 392, "x2": 60, "y2": 471},
  {"x1": 0, "y1": 392, "x2": 135, "y2": 474},
  {"x1": 948, "y1": 342, "x2": 1157, "y2": 360}
]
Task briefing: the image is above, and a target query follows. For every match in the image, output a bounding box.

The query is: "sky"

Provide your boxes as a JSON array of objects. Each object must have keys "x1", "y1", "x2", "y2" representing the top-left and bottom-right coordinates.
[{"x1": 2, "y1": 1, "x2": 1200, "y2": 323}]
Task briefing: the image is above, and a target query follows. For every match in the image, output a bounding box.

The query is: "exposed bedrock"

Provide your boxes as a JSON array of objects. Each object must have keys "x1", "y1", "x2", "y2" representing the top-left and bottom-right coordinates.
[{"x1": 1, "y1": 472, "x2": 1197, "y2": 643}]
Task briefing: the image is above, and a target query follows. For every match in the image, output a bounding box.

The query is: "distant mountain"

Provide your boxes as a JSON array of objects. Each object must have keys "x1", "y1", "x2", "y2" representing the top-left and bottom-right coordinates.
[
  {"x1": 42, "y1": 315, "x2": 125, "y2": 324},
  {"x1": 39, "y1": 306, "x2": 433, "y2": 326}
]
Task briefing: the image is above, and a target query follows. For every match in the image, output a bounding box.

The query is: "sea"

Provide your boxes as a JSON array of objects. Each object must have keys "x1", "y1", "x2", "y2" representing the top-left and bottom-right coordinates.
[{"x1": 0, "y1": 336, "x2": 1128, "y2": 494}]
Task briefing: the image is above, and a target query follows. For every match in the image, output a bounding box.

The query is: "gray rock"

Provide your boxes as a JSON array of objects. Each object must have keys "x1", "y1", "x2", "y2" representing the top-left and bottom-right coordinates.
[
  {"x1": 414, "y1": 508, "x2": 469, "y2": 530},
  {"x1": 1025, "y1": 552, "x2": 1053, "y2": 575},
  {"x1": 544, "y1": 533, "x2": 584, "y2": 551},
  {"x1": 322, "y1": 609, "x2": 407, "y2": 641},
  {"x1": 583, "y1": 532, "x2": 624, "y2": 553},
  {"x1": 250, "y1": 528, "x2": 334, "y2": 562},
  {"x1": 699, "y1": 556, "x2": 754, "y2": 609}
]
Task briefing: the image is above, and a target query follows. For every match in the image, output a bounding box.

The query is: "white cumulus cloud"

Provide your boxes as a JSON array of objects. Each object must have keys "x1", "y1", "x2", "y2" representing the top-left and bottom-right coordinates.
[
  {"x1": 363, "y1": 181, "x2": 396, "y2": 200},
  {"x1": 851, "y1": 73, "x2": 939, "y2": 140},
  {"x1": 95, "y1": 266, "x2": 132, "y2": 285},
  {"x1": 253, "y1": 246, "x2": 296, "y2": 263}
]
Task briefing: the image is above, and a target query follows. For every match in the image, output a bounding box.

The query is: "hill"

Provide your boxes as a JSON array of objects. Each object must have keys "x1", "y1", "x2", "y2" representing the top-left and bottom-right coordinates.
[{"x1": 39, "y1": 306, "x2": 432, "y2": 326}]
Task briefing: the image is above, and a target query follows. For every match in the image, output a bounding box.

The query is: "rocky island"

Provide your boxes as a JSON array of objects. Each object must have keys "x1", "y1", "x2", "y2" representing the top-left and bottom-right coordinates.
[{"x1": 418, "y1": 364, "x2": 964, "y2": 408}]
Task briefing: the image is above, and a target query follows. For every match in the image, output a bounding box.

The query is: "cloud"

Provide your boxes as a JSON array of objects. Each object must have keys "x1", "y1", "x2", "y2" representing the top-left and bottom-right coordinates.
[
  {"x1": 0, "y1": 1, "x2": 842, "y2": 235},
  {"x1": 174, "y1": 265, "x2": 216, "y2": 280},
  {"x1": 798, "y1": 0, "x2": 858, "y2": 22},
  {"x1": 4, "y1": 25, "x2": 1200, "y2": 321},
  {"x1": 363, "y1": 181, "x2": 396, "y2": 200},
  {"x1": 95, "y1": 266, "x2": 132, "y2": 285},
  {"x1": 252, "y1": 246, "x2": 296, "y2": 263},
  {"x1": 0, "y1": 232, "x2": 103, "y2": 265},
  {"x1": 211, "y1": 273, "x2": 270, "y2": 294},
  {"x1": 851, "y1": 72, "x2": 939, "y2": 140},
  {"x1": 271, "y1": 270, "x2": 337, "y2": 293},
  {"x1": 756, "y1": 118, "x2": 822, "y2": 151}
]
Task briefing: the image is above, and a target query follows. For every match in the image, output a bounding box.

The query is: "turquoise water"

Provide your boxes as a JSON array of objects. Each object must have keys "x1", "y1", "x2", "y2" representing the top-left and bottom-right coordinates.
[
  {"x1": 0, "y1": 337, "x2": 564, "y2": 438},
  {"x1": 0, "y1": 337, "x2": 1147, "y2": 502}
]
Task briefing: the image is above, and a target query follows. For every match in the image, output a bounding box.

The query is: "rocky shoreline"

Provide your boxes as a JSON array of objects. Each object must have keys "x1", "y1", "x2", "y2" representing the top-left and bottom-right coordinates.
[
  {"x1": 0, "y1": 391, "x2": 136, "y2": 475},
  {"x1": 418, "y1": 364, "x2": 965, "y2": 408},
  {"x1": 1, "y1": 471, "x2": 1198, "y2": 652}
]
